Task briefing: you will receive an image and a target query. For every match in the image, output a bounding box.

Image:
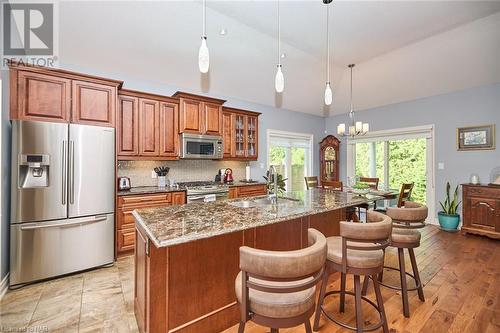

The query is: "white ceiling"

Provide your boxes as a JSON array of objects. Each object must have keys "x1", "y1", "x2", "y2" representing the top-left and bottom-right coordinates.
[{"x1": 58, "y1": 1, "x2": 500, "y2": 117}]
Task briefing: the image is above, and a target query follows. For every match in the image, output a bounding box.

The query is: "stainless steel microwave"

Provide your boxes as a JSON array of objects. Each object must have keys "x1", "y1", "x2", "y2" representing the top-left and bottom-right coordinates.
[{"x1": 180, "y1": 133, "x2": 223, "y2": 159}]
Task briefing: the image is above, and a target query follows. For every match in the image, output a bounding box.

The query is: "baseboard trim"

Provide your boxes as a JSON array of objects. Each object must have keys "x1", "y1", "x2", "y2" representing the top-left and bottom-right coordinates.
[{"x1": 0, "y1": 273, "x2": 9, "y2": 300}]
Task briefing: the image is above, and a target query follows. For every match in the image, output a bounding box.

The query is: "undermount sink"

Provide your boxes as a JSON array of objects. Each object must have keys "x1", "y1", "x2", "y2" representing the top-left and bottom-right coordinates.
[{"x1": 229, "y1": 196, "x2": 299, "y2": 208}]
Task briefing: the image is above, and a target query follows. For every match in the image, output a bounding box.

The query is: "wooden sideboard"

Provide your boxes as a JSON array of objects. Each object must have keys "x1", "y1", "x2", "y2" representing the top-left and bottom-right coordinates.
[{"x1": 462, "y1": 184, "x2": 500, "y2": 239}]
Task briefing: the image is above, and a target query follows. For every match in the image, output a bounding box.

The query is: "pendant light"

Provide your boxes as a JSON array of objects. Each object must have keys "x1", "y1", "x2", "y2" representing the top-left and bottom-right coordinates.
[
  {"x1": 274, "y1": 0, "x2": 284, "y2": 93},
  {"x1": 337, "y1": 64, "x2": 369, "y2": 137},
  {"x1": 324, "y1": 0, "x2": 333, "y2": 105},
  {"x1": 198, "y1": 0, "x2": 209, "y2": 73}
]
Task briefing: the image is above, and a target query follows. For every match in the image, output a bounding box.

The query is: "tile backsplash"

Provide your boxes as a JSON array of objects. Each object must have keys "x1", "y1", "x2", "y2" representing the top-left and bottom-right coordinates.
[{"x1": 117, "y1": 160, "x2": 248, "y2": 187}]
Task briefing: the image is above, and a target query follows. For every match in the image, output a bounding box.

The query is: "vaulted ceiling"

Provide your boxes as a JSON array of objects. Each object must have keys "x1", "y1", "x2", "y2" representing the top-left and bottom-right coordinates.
[{"x1": 58, "y1": 1, "x2": 500, "y2": 117}]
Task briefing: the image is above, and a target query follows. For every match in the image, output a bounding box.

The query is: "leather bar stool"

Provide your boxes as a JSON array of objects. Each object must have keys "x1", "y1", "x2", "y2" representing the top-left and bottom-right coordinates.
[
  {"x1": 235, "y1": 228, "x2": 327, "y2": 333},
  {"x1": 313, "y1": 211, "x2": 392, "y2": 333},
  {"x1": 362, "y1": 202, "x2": 428, "y2": 317}
]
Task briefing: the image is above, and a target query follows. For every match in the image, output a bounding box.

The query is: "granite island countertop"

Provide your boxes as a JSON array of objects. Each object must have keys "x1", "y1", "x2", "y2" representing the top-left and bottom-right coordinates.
[{"x1": 133, "y1": 189, "x2": 368, "y2": 248}]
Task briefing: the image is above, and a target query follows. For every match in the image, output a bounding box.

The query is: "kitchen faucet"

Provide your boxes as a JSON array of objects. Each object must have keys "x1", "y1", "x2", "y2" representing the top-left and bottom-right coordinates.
[{"x1": 268, "y1": 165, "x2": 278, "y2": 205}]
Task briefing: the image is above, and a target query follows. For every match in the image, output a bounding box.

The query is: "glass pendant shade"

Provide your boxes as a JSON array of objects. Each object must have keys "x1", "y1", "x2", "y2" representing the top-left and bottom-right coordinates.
[
  {"x1": 362, "y1": 123, "x2": 369, "y2": 133},
  {"x1": 324, "y1": 82, "x2": 332, "y2": 105},
  {"x1": 198, "y1": 37, "x2": 209, "y2": 73},
  {"x1": 337, "y1": 123, "x2": 345, "y2": 136},
  {"x1": 275, "y1": 65, "x2": 284, "y2": 93}
]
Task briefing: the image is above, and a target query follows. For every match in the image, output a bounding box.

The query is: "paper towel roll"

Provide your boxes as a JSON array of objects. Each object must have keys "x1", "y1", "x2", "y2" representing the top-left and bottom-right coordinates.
[{"x1": 245, "y1": 166, "x2": 251, "y2": 181}]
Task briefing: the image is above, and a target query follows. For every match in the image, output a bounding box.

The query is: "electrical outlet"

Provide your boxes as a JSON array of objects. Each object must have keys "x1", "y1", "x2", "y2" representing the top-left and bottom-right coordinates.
[
  {"x1": 151, "y1": 171, "x2": 157, "y2": 179},
  {"x1": 438, "y1": 162, "x2": 445, "y2": 170}
]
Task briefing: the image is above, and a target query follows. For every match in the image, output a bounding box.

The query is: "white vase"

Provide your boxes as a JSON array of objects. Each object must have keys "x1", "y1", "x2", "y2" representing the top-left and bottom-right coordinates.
[{"x1": 158, "y1": 176, "x2": 167, "y2": 188}]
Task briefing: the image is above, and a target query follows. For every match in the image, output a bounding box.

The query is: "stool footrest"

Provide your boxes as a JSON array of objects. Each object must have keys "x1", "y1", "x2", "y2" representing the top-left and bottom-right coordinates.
[
  {"x1": 320, "y1": 290, "x2": 386, "y2": 332},
  {"x1": 376, "y1": 266, "x2": 423, "y2": 291}
]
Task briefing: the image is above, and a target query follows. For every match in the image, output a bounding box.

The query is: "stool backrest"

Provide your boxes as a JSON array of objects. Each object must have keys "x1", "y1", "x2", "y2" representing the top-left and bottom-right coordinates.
[
  {"x1": 387, "y1": 201, "x2": 428, "y2": 229},
  {"x1": 304, "y1": 176, "x2": 319, "y2": 190},
  {"x1": 339, "y1": 211, "x2": 392, "y2": 272}
]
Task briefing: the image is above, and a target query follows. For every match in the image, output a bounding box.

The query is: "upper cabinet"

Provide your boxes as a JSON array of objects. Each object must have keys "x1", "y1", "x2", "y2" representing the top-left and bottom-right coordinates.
[
  {"x1": 222, "y1": 107, "x2": 261, "y2": 161},
  {"x1": 173, "y1": 92, "x2": 225, "y2": 136},
  {"x1": 117, "y1": 89, "x2": 179, "y2": 160},
  {"x1": 71, "y1": 80, "x2": 116, "y2": 126},
  {"x1": 9, "y1": 63, "x2": 122, "y2": 127}
]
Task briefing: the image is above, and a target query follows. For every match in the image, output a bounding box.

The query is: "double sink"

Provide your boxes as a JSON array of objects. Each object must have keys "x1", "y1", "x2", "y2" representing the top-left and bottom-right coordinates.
[{"x1": 229, "y1": 196, "x2": 299, "y2": 209}]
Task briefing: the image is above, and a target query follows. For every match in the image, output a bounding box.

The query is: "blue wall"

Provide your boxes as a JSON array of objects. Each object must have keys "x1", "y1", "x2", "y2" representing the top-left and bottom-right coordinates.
[{"x1": 325, "y1": 83, "x2": 500, "y2": 218}]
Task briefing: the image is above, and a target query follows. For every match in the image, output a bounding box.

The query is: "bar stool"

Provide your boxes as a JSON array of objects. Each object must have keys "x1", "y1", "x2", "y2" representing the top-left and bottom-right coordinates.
[
  {"x1": 362, "y1": 202, "x2": 428, "y2": 317},
  {"x1": 235, "y1": 229, "x2": 327, "y2": 333},
  {"x1": 313, "y1": 211, "x2": 392, "y2": 333}
]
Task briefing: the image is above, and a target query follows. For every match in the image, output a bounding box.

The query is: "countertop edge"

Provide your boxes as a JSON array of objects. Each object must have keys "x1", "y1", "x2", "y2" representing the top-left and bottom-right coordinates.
[{"x1": 133, "y1": 198, "x2": 367, "y2": 248}]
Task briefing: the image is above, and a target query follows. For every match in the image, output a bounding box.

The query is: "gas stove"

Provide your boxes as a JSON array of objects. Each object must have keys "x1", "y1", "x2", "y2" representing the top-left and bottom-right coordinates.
[{"x1": 178, "y1": 181, "x2": 229, "y2": 201}]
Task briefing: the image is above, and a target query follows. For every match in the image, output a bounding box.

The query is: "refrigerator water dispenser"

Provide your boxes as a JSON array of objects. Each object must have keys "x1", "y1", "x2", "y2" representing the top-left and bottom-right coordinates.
[{"x1": 18, "y1": 154, "x2": 50, "y2": 188}]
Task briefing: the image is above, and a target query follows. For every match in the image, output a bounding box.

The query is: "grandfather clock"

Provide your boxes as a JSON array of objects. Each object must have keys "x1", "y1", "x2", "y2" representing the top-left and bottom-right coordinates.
[{"x1": 320, "y1": 135, "x2": 340, "y2": 183}]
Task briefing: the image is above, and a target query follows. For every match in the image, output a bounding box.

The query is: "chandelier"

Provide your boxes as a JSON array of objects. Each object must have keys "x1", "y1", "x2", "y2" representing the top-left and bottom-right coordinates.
[{"x1": 337, "y1": 64, "x2": 369, "y2": 137}]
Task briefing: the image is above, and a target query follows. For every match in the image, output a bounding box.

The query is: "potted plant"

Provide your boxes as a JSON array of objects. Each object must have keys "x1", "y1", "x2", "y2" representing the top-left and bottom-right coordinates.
[
  {"x1": 438, "y1": 182, "x2": 461, "y2": 231},
  {"x1": 263, "y1": 172, "x2": 287, "y2": 195}
]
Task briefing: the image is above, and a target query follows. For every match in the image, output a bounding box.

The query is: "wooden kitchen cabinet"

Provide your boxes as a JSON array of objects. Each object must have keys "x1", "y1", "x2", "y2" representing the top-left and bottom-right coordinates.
[
  {"x1": 71, "y1": 80, "x2": 116, "y2": 127},
  {"x1": 117, "y1": 95, "x2": 139, "y2": 156},
  {"x1": 222, "y1": 107, "x2": 261, "y2": 160},
  {"x1": 462, "y1": 184, "x2": 500, "y2": 239},
  {"x1": 138, "y1": 98, "x2": 160, "y2": 156},
  {"x1": 173, "y1": 92, "x2": 225, "y2": 135},
  {"x1": 116, "y1": 191, "x2": 186, "y2": 256},
  {"x1": 118, "y1": 89, "x2": 179, "y2": 160},
  {"x1": 9, "y1": 62, "x2": 122, "y2": 127},
  {"x1": 228, "y1": 184, "x2": 267, "y2": 199}
]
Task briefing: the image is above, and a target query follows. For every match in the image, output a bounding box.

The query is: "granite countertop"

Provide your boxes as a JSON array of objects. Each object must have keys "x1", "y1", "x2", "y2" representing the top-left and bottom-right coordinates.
[
  {"x1": 117, "y1": 186, "x2": 186, "y2": 196},
  {"x1": 133, "y1": 189, "x2": 368, "y2": 248}
]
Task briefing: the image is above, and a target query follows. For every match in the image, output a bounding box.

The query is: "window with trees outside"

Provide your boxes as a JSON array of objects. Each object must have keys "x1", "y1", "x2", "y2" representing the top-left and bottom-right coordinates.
[
  {"x1": 355, "y1": 139, "x2": 427, "y2": 203},
  {"x1": 268, "y1": 131, "x2": 313, "y2": 192}
]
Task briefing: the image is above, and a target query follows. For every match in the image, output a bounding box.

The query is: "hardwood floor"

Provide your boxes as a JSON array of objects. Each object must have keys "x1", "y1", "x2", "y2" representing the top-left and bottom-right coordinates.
[
  {"x1": 223, "y1": 226, "x2": 500, "y2": 333},
  {"x1": 0, "y1": 225, "x2": 498, "y2": 333}
]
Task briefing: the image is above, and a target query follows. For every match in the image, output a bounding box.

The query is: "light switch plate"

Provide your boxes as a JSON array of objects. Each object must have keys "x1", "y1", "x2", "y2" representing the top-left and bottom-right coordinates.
[
  {"x1": 151, "y1": 171, "x2": 157, "y2": 179},
  {"x1": 438, "y1": 162, "x2": 445, "y2": 170}
]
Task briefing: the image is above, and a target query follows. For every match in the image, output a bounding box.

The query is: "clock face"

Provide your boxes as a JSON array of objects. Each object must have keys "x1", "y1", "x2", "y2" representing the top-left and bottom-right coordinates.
[{"x1": 325, "y1": 146, "x2": 335, "y2": 161}]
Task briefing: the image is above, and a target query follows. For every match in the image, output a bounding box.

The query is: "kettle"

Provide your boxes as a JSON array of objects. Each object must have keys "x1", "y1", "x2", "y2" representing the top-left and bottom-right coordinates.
[
  {"x1": 224, "y1": 168, "x2": 234, "y2": 183},
  {"x1": 118, "y1": 177, "x2": 131, "y2": 190}
]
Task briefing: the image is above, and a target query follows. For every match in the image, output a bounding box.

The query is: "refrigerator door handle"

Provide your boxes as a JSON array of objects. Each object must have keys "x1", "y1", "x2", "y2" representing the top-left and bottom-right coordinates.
[
  {"x1": 69, "y1": 140, "x2": 75, "y2": 204},
  {"x1": 62, "y1": 141, "x2": 67, "y2": 205},
  {"x1": 19, "y1": 215, "x2": 108, "y2": 230}
]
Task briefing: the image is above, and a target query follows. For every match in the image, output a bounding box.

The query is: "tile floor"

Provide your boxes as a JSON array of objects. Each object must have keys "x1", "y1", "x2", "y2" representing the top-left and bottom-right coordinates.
[{"x1": 0, "y1": 256, "x2": 138, "y2": 333}]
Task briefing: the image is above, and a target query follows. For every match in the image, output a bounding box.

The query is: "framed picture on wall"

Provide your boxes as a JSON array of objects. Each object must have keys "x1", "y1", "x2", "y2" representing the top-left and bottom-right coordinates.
[{"x1": 457, "y1": 125, "x2": 496, "y2": 151}]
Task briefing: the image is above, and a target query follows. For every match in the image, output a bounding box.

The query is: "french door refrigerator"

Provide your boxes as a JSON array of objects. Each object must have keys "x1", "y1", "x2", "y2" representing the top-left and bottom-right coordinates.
[{"x1": 10, "y1": 120, "x2": 115, "y2": 287}]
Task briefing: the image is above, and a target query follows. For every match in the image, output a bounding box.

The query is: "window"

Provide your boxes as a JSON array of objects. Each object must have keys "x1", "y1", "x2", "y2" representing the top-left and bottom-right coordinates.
[
  {"x1": 267, "y1": 130, "x2": 313, "y2": 191},
  {"x1": 347, "y1": 125, "x2": 435, "y2": 220}
]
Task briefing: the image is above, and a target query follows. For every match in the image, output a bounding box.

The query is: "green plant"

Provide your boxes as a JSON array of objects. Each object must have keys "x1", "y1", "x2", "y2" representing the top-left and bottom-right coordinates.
[
  {"x1": 353, "y1": 182, "x2": 370, "y2": 190},
  {"x1": 439, "y1": 182, "x2": 461, "y2": 215},
  {"x1": 263, "y1": 172, "x2": 288, "y2": 195}
]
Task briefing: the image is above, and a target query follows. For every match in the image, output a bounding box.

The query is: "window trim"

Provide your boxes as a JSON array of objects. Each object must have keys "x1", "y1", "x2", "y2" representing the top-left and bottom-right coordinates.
[
  {"x1": 266, "y1": 129, "x2": 314, "y2": 189},
  {"x1": 347, "y1": 125, "x2": 436, "y2": 224}
]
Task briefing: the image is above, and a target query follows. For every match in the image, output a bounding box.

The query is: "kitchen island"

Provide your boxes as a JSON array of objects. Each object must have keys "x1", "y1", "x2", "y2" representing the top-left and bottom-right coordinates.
[{"x1": 132, "y1": 189, "x2": 367, "y2": 333}]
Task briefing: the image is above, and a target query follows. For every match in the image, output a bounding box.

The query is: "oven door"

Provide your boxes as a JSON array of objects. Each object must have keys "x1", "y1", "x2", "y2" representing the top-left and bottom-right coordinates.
[
  {"x1": 187, "y1": 192, "x2": 228, "y2": 203},
  {"x1": 180, "y1": 134, "x2": 223, "y2": 159}
]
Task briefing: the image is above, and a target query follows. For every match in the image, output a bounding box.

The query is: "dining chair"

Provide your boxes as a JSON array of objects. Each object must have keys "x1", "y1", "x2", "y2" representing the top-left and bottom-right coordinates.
[
  {"x1": 235, "y1": 229, "x2": 327, "y2": 333},
  {"x1": 376, "y1": 183, "x2": 414, "y2": 212},
  {"x1": 304, "y1": 176, "x2": 319, "y2": 190},
  {"x1": 397, "y1": 183, "x2": 414, "y2": 207},
  {"x1": 322, "y1": 180, "x2": 343, "y2": 191},
  {"x1": 359, "y1": 177, "x2": 379, "y2": 190}
]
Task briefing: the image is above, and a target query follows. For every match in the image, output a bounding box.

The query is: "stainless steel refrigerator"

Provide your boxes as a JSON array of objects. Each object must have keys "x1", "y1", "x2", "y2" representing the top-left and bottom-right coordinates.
[{"x1": 10, "y1": 120, "x2": 115, "y2": 287}]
